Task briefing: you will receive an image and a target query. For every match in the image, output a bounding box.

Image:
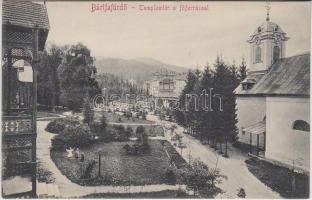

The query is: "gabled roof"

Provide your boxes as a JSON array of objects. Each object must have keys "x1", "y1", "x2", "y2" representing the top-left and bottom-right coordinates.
[
  {"x1": 235, "y1": 53, "x2": 310, "y2": 96},
  {"x1": 2, "y1": 1, "x2": 49, "y2": 30},
  {"x1": 2, "y1": 1, "x2": 50, "y2": 50}
]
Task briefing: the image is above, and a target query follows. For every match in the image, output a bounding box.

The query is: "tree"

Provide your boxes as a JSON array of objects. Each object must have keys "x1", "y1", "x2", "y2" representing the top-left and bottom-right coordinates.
[
  {"x1": 136, "y1": 125, "x2": 148, "y2": 146},
  {"x1": 212, "y1": 56, "x2": 238, "y2": 153},
  {"x1": 175, "y1": 70, "x2": 200, "y2": 132},
  {"x1": 177, "y1": 158, "x2": 224, "y2": 196},
  {"x1": 198, "y1": 64, "x2": 214, "y2": 142},
  {"x1": 125, "y1": 126, "x2": 134, "y2": 138},
  {"x1": 38, "y1": 43, "x2": 66, "y2": 110},
  {"x1": 100, "y1": 111, "x2": 107, "y2": 130},
  {"x1": 238, "y1": 57, "x2": 247, "y2": 81},
  {"x1": 82, "y1": 93, "x2": 94, "y2": 125},
  {"x1": 58, "y1": 43, "x2": 100, "y2": 112}
]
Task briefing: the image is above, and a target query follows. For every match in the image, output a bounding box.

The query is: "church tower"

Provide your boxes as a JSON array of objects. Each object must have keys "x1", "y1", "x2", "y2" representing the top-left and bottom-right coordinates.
[{"x1": 247, "y1": 4, "x2": 289, "y2": 73}]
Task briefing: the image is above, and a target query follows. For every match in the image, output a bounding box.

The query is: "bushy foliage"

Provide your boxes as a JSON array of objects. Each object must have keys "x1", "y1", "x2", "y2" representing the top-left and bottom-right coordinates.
[
  {"x1": 177, "y1": 159, "x2": 225, "y2": 196},
  {"x1": 45, "y1": 117, "x2": 80, "y2": 134},
  {"x1": 82, "y1": 94, "x2": 94, "y2": 125},
  {"x1": 124, "y1": 125, "x2": 149, "y2": 155},
  {"x1": 165, "y1": 167, "x2": 177, "y2": 185},
  {"x1": 81, "y1": 160, "x2": 96, "y2": 179},
  {"x1": 45, "y1": 119, "x2": 65, "y2": 134},
  {"x1": 51, "y1": 123, "x2": 93, "y2": 150}
]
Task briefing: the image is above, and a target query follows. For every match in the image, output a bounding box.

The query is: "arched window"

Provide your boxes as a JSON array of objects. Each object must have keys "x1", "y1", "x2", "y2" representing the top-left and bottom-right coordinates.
[
  {"x1": 273, "y1": 46, "x2": 280, "y2": 63},
  {"x1": 293, "y1": 120, "x2": 310, "y2": 132},
  {"x1": 255, "y1": 46, "x2": 261, "y2": 63}
]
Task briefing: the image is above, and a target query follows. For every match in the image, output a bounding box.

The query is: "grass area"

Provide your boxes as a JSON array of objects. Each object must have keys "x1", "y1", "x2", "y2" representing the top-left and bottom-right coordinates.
[
  {"x1": 121, "y1": 124, "x2": 164, "y2": 137},
  {"x1": 37, "y1": 112, "x2": 61, "y2": 118},
  {"x1": 51, "y1": 140, "x2": 186, "y2": 186},
  {"x1": 81, "y1": 190, "x2": 193, "y2": 198},
  {"x1": 95, "y1": 111, "x2": 164, "y2": 137},
  {"x1": 245, "y1": 158, "x2": 309, "y2": 198},
  {"x1": 94, "y1": 111, "x2": 154, "y2": 124}
]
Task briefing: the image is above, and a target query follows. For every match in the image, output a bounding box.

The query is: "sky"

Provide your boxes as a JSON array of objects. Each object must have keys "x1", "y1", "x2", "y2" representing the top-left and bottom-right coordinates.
[{"x1": 46, "y1": 1, "x2": 311, "y2": 70}]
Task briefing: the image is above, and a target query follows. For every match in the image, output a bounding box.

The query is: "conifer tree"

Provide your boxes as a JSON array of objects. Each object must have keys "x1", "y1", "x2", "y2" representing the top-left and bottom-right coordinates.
[
  {"x1": 238, "y1": 57, "x2": 247, "y2": 81},
  {"x1": 198, "y1": 63, "x2": 214, "y2": 142}
]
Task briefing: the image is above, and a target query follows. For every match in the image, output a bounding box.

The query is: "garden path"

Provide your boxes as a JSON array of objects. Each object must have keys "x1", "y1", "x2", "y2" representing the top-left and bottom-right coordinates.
[
  {"x1": 147, "y1": 114, "x2": 281, "y2": 199},
  {"x1": 36, "y1": 121, "x2": 186, "y2": 198}
]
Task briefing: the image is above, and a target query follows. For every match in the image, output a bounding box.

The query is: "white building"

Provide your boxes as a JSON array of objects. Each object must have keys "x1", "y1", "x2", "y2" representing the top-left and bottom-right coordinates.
[
  {"x1": 234, "y1": 13, "x2": 310, "y2": 172},
  {"x1": 146, "y1": 69, "x2": 186, "y2": 109}
]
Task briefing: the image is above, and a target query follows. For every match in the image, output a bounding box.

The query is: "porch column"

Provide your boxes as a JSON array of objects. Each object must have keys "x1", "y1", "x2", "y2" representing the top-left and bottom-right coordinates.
[{"x1": 31, "y1": 27, "x2": 39, "y2": 196}]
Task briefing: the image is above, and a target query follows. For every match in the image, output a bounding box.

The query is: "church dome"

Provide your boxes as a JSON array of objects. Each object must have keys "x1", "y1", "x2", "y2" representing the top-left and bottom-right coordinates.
[{"x1": 253, "y1": 21, "x2": 285, "y2": 35}]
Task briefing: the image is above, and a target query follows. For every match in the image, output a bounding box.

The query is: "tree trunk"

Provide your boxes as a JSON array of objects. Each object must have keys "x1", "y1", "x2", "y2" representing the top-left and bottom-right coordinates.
[
  {"x1": 225, "y1": 138, "x2": 228, "y2": 157},
  {"x1": 219, "y1": 142, "x2": 223, "y2": 153}
]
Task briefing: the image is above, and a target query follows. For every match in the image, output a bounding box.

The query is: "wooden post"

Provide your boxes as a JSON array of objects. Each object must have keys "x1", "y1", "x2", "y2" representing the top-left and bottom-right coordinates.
[
  {"x1": 98, "y1": 153, "x2": 101, "y2": 177},
  {"x1": 256, "y1": 134, "x2": 259, "y2": 156},
  {"x1": 249, "y1": 133, "x2": 252, "y2": 154},
  {"x1": 31, "y1": 27, "x2": 39, "y2": 196},
  {"x1": 6, "y1": 49, "x2": 12, "y2": 114}
]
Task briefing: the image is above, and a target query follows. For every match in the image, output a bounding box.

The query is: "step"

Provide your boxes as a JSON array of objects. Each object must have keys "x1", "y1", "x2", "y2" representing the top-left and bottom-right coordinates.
[
  {"x1": 46, "y1": 183, "x2": 55, "y2": 197},
  {"x1": 36, "y1": 182, "x2": 48, "y2": 198},
  {"x1": 53, "y1": 184, "x2": 61, "y2": 198}
]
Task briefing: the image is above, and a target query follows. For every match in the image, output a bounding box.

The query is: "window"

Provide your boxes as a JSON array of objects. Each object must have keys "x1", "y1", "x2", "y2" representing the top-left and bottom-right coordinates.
[
  {"x1": 273, "y1": 46, "x2": 280, "y2": 63},
  {"x1": 293, "y1": 120, "x2": 310, "y2": 132},
  {"x1": 255, "y1": 46, "x2": 262, "y2": 63}
]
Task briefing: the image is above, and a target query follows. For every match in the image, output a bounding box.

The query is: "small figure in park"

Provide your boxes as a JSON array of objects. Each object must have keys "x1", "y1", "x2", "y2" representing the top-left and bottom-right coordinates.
[
  {"x1": 80, "y1": 152, "x2": 85, "y2": 162},
  {"x1": 66, "y1": 147, "x2": 74, "y2": 158}
]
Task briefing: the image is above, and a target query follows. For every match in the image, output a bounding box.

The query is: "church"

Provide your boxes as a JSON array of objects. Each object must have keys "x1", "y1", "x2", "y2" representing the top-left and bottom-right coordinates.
[{"x1": 234, "y1": 9, "x2": 310, "y2": 172}]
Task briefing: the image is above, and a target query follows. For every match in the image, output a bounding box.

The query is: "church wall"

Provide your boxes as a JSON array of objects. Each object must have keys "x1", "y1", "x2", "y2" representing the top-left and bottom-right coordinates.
[
  {"x1": 236, "y1": 96, "x2": 266, "y2": 145},
  {"x1": 265, "y1": 97, "x2": 310, "y2": 172}
]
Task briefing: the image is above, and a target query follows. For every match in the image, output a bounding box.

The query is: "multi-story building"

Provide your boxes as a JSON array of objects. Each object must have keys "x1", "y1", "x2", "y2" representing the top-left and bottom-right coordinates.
[{"x1": 145, "y1": 69, "x2": 187, "y2": 110}]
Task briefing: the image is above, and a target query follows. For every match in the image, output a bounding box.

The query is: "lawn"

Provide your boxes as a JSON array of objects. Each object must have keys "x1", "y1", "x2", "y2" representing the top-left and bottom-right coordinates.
[
  {"x1": 245, "y1": 158, "x2": 309, "y2": 198},
  {"x1": 51, "y1": 140, "x2": 186, "y2": 186},
  {"x1": 120, "y1": 124, "x2": 164, "y2": 137},
  {"x1": 37, "y1": 112, "x2": 61, "y2": 118},
  {"x1": 94, "y1": 111, "x2": 154, "y2": 124},
  {"x1": 81, "y1": 190, "x2": 193, "y2": 198}
]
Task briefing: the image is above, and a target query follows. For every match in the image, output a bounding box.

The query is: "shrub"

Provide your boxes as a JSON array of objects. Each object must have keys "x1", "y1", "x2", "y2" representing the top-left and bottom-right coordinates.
[
  {"x1": 45, "y1": 120, "x2": 66, "y2": 134},
  {"x1": 81, "y1": 160, "x2": 96, "y2": 179},
  {"x1": 113, "y1": 125, "x2": 129, "y2": 141},
  {"x1": 51, "y1": 124, "x2": 93, "y2": 150},
  {"x1": 45, "y1": 117, "x2": 81, "y2": 134},
  {"x1": 125, "y1": 127, "x2": 133, "y2": 139},
  {"x1": 165, "y1": 168, "x2": 177, "y2": 185}
]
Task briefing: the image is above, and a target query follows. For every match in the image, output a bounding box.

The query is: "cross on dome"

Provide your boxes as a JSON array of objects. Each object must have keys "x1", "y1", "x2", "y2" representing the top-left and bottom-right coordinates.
[{"x1": 266, "y1": 1, "x2": 271, "y2": 21}]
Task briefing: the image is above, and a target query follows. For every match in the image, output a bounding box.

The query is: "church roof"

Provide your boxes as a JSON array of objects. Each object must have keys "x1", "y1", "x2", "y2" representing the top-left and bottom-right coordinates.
[
  {"x1": 235, "y1": 53, "x2": 310, "y2": 96},
  {"x1": 253, "y1": 21, "x2": 285, "y2": 35}
]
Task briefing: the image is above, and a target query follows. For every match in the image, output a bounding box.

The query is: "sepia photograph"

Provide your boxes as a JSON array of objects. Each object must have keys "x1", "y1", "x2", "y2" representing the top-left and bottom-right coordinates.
[{"x1": 1, "y1": 0, "x2": 310, "y2": 199}]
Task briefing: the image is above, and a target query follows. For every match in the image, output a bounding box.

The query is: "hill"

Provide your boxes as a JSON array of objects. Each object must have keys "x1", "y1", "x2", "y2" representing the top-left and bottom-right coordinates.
[{"x1": 95, "y1": 57, "x2": 188, "y2": 83}]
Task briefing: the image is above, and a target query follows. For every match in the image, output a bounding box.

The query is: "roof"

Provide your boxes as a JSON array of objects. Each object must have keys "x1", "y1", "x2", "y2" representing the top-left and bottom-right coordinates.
[
  {"x1": 2, "y1": 1, "x2": 49, "y2": 30},
  {"x1": 243, "y1": 120, "x2": 265, "y2": 135},
  {"x1": 253, "y1": 21, "x2": 285, "y2": 35},
  {"x1": 235, "y1": 53, "x2": 310, "y2": 96},
  {"x1": 2, "y1": 1, "x2": 50, "y2": 50}
]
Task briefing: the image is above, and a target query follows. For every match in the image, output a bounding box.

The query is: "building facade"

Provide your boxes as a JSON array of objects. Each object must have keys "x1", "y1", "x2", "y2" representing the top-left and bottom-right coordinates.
[
  {"x1": 146, "y1": 69, "x2": 186, "y2": 110},
  {"x1": 235, "y1": 14, "x2": 310, "y2": 172}
]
